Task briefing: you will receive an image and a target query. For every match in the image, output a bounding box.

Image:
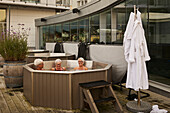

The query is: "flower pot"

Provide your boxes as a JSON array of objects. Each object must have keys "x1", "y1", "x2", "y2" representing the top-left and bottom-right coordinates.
[{"x1": 3, "y1": 61, "x2": 26, "y2": 88}]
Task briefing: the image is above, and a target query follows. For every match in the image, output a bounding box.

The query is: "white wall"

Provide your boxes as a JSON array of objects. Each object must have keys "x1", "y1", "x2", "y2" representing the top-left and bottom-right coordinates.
[{"x1": 7, "y1": 7, "x2": 55, "y2": 48}]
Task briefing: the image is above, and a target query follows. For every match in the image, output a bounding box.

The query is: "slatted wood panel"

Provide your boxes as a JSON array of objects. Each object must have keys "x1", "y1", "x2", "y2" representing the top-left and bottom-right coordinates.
[
  {"x1": 0, "y1": 76, "x2": 76, "y2": 113},
  {"x1": 23, "y1": 68, "x2": 33, "y2": 104},
  {"x1": 71, "y1": 71, "x2": 106, "y2": 109},
  {"x1": 32, "y1": 72, "x2": 70, "y2": 109}
]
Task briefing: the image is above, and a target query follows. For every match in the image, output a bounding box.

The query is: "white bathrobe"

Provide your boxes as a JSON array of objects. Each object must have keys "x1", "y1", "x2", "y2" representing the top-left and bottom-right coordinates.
[
  {"x1": 123, "y1": 12, "x2": 135, "y2": 62},
  {"x1": 124, "y1": 10, "x2": 150, "y2": 91}
]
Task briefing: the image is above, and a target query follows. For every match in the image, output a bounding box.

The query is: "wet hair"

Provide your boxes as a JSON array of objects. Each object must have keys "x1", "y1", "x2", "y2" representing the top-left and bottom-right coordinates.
[
  {"x1": 34, "y1": 59, "x2": 43, "y2": 66},
  {"x1": 55, "y1": 59, "x2": 62, "y2": 64},
  {"x1": 78, "y1": 57, "x2": 84, "y2": 63}
]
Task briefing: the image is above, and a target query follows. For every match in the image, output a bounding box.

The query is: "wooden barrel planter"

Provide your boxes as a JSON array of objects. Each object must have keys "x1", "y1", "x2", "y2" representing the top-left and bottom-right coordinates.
[
  {"x1": 0, "y1": 55, "x2": 4, "y2": 67},
  {"x1": 3, "y1": 61, "x2": 26, "y2": 88}
]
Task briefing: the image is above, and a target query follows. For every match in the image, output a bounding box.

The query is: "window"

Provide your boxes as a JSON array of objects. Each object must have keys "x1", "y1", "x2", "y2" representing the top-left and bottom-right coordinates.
[
  {"x1": 39, "y1": 26, "x2": 45, "y2": 49},
  {"x1": 56, "y1": 0, "x2": 62, "y2": 5},
  {"x1": 112, "y1": 2, "x2": 126, "y2": 44},
  {"x1": 78, "y1": 18, "x2": 89, "y2": 42},
  {"x1": 55, "y1": 24, "x2": 62, "y2": 42},
  {"x1": 45, "y1": 26, "x2": 49, "y2": 42},
  {"x1": 100, "y1": 10, "x2": 111, "y2": 44},
  {"x1": 90, "y1": 14, "x2": 100, "y2": 43},
  {"x1": 0, "y1": 9, "x2": 6, "y2": 39},
  {"x1": 62, "y1": 22, "x2": 70, "y2": 42},
  {"x1": 49, "y1": 25, "x2": 55, "y2": 42},
  {"x1": 77, "y1": 1, "x2": 80, "y2": 7},
  {"x1": 70, "y1": 21, "x2": 78, "y2": 42},
  {"x1": 148, "y1": 0, "x2": 170, "y2": 85},
  {"x1": 0, "y1": 9, "x2": 6, "y2": 22}
]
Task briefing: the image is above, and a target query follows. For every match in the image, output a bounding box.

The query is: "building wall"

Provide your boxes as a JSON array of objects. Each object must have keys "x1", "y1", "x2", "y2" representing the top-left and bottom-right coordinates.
[
  {"x1": 3, "y1": 0, "x2": 57, "y2": 6},
  {"x1": 71, "y1": 0, "x2": 94, "y2": 9},
  {"x1": 7, "y1": 7, "x2": 56, "y2": 47}
]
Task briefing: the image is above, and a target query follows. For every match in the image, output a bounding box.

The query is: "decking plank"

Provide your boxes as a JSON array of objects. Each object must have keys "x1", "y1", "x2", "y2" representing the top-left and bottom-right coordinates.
[
  {"x1": 13, "y1": 88, "x2": 37, "y2": 113},
  {"x1": 1, "y1": 87, "x2": 20, "y2": 113},
  {"x1": 0, "y1": 89, "x2": 11, "y2": 113},
  {"x1": 7, "y1": 88, "x2": 28, "y2": 113}
]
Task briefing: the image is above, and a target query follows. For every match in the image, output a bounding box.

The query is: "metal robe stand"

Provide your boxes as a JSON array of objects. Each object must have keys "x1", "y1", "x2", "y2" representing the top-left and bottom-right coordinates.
[{"x1": 126, "y1": 5, "x2": 152, "y2": 113}]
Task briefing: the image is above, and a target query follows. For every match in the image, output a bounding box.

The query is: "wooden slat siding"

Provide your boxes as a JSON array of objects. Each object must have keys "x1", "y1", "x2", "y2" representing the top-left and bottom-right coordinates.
[
  {"x1": 40, "y1": 73, "x2": 47, "y2": 108},
  {"x1": 37, "y1": 73, "x2": 41, "y2": 106},
  {"x1": 54, "y1": 74, "x2": 59, "y2": 108},
  {"x1": 58, "y1": 75, "x2": 62, "y2": 109},
  {"x1": 31, "y1": 73, "x2": 70, "y2": 109},
  {"x1": 15, "y1": 91, "x2": 37, "y2": 113},
  {"x1": 31, "y1": 72, "x2": 34, "y2": 105},
  {"x1": 107, "y1": 67, "x2": 112, "y2": 82},
  {"x1": 105, "y1": 70, "x2": 108, "y2": 82},
  {"x1": 42, "y1": 73, "x2": 47, "y2": 107},
  {"x1": 62, "y1": 75, "x2": 65, "y2": 109},
  {"x1": 68, "y1": 74, "x2": 72, "y2": 109},
  {"x1": 9, "y1": 88, "x2": 28, "y2": 113},
  {"x1": 47, "y1": 73, "x2": 51, "y2": 107},
  {"x1": 23, "y1": 68, "x2": 32, "y2": 104},
  {"x1": 1, "y1": 88, "x2": 19, "y2": 113},
  {"x1": 39, "y1": 73, "x2": 43, "y2": 107},
  {"x1": 71, "y1": 71, "x2": 106, "y2": 109},
  {"x1": 0, "y1": 89, "x2": 10, "y2": 113},
  {"x1": 33, "y1": 73, "x2": 38, "y2": 106},
  {"x1": 51, "y1": 74, "x2": 55, "y2": 108}
]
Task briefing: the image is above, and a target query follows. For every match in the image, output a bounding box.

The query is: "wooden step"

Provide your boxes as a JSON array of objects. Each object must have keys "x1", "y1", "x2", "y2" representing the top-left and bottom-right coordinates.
[
  {"x1": 94, "y1": 97, "x2": 115, "y2": 103},
  {"x1": 79, "y1": 80, "x2": 111, "y2": 89}
]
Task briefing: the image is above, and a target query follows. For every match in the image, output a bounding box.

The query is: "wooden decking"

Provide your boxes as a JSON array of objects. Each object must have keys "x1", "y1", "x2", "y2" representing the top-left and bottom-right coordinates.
[{"x1": 0, "y1": 76, "x2": 74, "y2": 113}]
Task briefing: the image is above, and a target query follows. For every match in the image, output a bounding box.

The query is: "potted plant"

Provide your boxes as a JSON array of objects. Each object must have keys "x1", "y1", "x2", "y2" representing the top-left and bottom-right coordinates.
[{"x1": 0, "y1": 24, "x2": 30, "y2": 88}]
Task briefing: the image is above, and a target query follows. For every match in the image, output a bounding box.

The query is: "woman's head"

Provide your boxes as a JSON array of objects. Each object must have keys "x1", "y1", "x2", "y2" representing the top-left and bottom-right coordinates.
[
  {"x1": 34, "y1": 59, "x2": 44, "y2": 70},
  {"x1": 55, "y1": 59, "x2": 62, "y2": 68},
  {"x1": 78, "y1": 57, "x2": 84, "y2": 67}
]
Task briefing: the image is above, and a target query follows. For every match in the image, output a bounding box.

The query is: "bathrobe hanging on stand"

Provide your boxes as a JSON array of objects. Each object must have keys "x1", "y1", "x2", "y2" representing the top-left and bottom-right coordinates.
[{"x1": 125, "y1": 10, "x2": 150, "y2": 91}]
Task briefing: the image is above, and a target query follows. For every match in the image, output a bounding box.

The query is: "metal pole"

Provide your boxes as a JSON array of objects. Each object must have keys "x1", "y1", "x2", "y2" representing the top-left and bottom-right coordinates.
[{"x1": 8, "y1": 5, "x2": 10, "y2": 33}]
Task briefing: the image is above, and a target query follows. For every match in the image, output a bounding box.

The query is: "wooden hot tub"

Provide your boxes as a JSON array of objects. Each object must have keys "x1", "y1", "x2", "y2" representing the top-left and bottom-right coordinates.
[
  {"x1": 23, "y1": 60, "x2": 112, "y2": 110},
  {"x1": 26, "y1": 53, "x2": 75, "y2": 63}
]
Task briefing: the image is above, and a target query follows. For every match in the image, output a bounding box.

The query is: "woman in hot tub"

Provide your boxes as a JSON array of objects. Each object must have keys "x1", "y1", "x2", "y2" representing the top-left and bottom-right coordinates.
[
  {"x1": 34, "y1": 58, "x2": 44, "y2": 70},
  {"x1": 51, "y1": 59, "x2": 66, "y2": 71},
  {"x1": 74, "y1": 57, "x2": 88, "y2": 71}
]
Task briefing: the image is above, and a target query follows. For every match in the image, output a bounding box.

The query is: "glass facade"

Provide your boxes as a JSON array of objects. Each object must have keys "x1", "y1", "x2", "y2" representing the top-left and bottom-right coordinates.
[
  {"x1": 90, "y1": 14, "x2": 100, "y2": 44},
  {"x1": 78, "y1": 18, "x2": 89, "y2": 43},
  {"x1": 62, "y1": 22, "x2": 70, "y2": 42},
  {"x1": 100, "y1": 10, "x2": 111, "y2": 44},
  {"x1": 55, "y1": 24, "x2": 62, "y2": 42},
  {"x1": 148, "y1": 0, "x2": 170, "y2": 85},
  {"x1": 38, "y1": 0, "x2": 170, "y2": 85},
  {"x1": 0, "y1": 9, "x2": 6, "y2": 39},
  {"x1": 70, "y1": 21, "x2": 78, "y2": 42}
]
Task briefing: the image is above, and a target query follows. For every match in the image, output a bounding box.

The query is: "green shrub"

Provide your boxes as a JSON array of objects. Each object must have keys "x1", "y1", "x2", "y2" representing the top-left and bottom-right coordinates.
[{"x1": 0, "y1": 24, "x2": 30, "y2": 61}]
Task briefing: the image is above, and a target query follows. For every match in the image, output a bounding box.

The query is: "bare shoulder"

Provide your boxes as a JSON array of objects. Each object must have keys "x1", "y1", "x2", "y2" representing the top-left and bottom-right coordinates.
[
  {"x1": 84, "y1": 67, "x2": 88, "y2": 70},
  {"x1": 63, "y1": 67, "x2": 66, "y2": 71},
  {"x1": 74, "y1": 67, "x2": 78, "y2": 70},
  {"x1": 51, "y1": 68, "x2": 55, "y2": 71}
]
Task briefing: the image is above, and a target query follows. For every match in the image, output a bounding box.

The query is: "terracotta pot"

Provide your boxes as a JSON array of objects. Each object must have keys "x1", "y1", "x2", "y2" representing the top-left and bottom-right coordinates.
[{"x1": 3, "y1": 61, "x2": 26, "y2": 88}]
